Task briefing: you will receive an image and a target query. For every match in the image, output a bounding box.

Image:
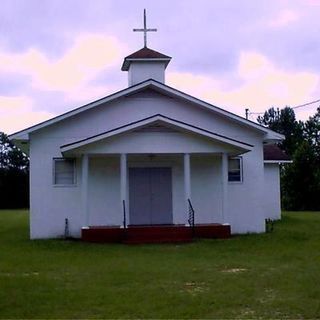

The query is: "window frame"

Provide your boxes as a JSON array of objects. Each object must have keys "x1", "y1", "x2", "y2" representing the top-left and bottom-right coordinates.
[
  {"x1": 228, "y1": 156, "x2": 243, "y2": 183},
  {"x1": 52, "y1": 158, "x2": 77, "y2": 187}
]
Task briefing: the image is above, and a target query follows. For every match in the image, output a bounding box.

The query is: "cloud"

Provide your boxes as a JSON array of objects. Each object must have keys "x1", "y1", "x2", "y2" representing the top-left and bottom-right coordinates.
[
  {"x1": 167, "y1": 72, "x2": 221, "y2": 95},
  {"x1": 1, "y1": 0, "x2": 320, "y2": 133},
  {"x1": 306, "y1": 0, "x2": 320, "y2": 6},
  {"x1": 0, "y1": 33, "x2": 125, "y2": 92},
  {"x1": 33, "y1": 34, "x2": 124, "y2": 91},
  {"x1": 269, "y1": 10, "x2": 300, "y2": 28},
  {"x1": 0, "y1": 96, "x2": 54, "y2": 134},
  {"x1": 167, "y1": 51, "x2": 320, "y2": 120},
  {"x1": 0, "y1": 32, "x2": 128, "y2": 133},
  {"x1": 0, "y1": 96, "x2": 33, "y2": 114}
]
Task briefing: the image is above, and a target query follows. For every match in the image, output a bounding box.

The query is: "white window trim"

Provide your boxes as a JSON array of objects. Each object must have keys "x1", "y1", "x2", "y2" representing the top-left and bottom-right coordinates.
[
  {"x1": 228, "y1": 156, "x2": 243, "y2": 184},
  {"x1": 53, "y1": 158, "x2": 77, "y2": 187}
]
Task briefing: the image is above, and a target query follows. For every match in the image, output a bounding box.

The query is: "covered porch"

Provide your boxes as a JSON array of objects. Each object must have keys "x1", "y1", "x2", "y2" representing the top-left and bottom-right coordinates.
[
  {"x1": 76, "y1": 153, "x2": 234, "y2": 243},
  {"x1": 60, "y1": 115, "x2": 252, "y2": 243}
]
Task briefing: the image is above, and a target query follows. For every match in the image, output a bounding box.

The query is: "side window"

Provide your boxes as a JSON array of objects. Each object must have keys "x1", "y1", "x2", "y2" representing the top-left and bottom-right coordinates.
[
  {"x1": 53, "y1": 158, "x2": 76, "y2": 186},
  {"x1": 228, "y1": 157, "x2": 243, "y2": 182}
]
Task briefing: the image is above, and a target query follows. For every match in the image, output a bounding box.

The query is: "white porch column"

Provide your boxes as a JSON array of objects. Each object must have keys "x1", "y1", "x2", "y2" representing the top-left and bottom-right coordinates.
[
  {"x1": 81, "y1": 154, "x2": 89, "y2": 227},
  {"x1": 184, "y1": 153, "x2": 191, "y2": 212},
  {"x1": 221, "y1": 152, "x2": 228, "y2": 223},
  {"x1": 120, "y1": 154, "x2": 128, "y2": 227}
]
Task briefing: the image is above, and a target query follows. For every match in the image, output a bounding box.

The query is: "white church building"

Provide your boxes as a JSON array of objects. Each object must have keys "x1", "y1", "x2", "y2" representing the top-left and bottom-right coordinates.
[{"x1": 10, "y1": 14, "x2": 290, "y2": 243}]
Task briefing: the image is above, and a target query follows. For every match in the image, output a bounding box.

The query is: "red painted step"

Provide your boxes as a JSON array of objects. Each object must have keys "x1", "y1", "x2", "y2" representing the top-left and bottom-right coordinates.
[
  {"x1": 124, "y1": 225, "x2": 193, "y2": 244},
  {"x1": 82, "y1": 226, "x2": 122, "y2": 243},
  {"x1": 81, "y1": 224, "x2": 231, "y2": 244}
]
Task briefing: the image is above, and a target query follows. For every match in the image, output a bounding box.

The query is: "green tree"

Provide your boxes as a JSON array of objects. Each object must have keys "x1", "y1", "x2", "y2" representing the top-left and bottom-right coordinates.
[
  {"x1": 0, "y1": 132, "x2": 29, "y2": 170},
  {"x1": 304, "y1": 107, "x2": 320, "y2": 158},
  {"x1": 0, "y1": 132, "x2": 29, "y2": 208},
  {"x1": 258, "y1": 106, "x2": 320, "y2": 210},
  {"x1": 257, "y1": 106, "x2": 304, "y2": 156},
  {"x1": 281, "y1": 140, "x2": 320, "y2": 210}
]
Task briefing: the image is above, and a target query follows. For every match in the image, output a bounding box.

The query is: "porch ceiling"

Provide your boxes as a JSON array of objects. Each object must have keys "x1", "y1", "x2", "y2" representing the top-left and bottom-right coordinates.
[{"x1": 60, "y1": 114, "x2": 253, "y2": 156}]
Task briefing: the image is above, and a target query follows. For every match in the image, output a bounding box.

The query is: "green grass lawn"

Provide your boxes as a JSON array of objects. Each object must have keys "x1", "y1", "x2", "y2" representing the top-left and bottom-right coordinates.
[{"x1": 0, "y1": 210, "x2": 320, "y2": 319}]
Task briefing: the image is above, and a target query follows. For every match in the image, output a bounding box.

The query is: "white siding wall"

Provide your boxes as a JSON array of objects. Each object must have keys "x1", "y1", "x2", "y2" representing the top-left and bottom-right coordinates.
[
  {"x1": 68, "y1": 131, "x2": 237, "y2": 155},
  {"x1": 227, "y1": 143, "x2": 265, "y2": 233},
  {"x1": 29, "y1": 89, "x2": 266, "y2": 238},
  {"x1": 88, "y1": 157, "x2": 121, "y2": 226},
  {"x1": 128, "y1": 62, "x2": 166, "y2": 85},
  {"x1": 191, "y1": 156, "x2": 223, "y2": 224},
  {"x1": 264, "y1": 163, "x2": 281, "y2": 220},
  {"x1": 29, "y1": 137, "x2": 83, "y2": 239},
  {"x1": 37, "y1": 90, "x2": 261, "y2": 145}
]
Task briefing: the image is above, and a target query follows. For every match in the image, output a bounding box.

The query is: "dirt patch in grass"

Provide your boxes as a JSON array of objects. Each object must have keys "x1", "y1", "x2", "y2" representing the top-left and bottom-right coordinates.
[
  {"x1": 0, "y1": 272, "x2": 39, "y2": 277},
  {"x1": 221, "y1": 268, "x2": 247, "y2": 273},
  {"x1": 182, "y1": 281, "x2": 208, "y2": 295}
]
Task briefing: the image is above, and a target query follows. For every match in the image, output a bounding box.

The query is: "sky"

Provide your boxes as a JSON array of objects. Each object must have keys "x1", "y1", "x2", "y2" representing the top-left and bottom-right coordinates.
[{"x1": 1, "y1": 0, "x2": 320, "y2": 134}]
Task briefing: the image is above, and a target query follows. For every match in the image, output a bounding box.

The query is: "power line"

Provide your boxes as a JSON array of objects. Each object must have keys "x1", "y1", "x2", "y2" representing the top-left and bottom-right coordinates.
[
  {"x1": 246, "y1": 98, "x2": 320, "y2": 117},
  {"x1": 291, "y1": 98, "x2": 320, "y2": 110},
  {"x1": 249, "y1": 111, "x2": 264, "y2": 115}
]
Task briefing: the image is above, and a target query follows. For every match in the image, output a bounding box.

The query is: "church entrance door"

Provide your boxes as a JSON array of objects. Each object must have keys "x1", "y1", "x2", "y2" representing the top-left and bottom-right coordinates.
[{"x1": 129, "y1": 167, "x2": 173, "y2": 225}]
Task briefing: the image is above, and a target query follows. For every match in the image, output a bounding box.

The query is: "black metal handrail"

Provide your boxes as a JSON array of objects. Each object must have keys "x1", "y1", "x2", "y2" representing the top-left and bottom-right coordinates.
[
  {"x1": 123, "y1": 200, "x2": 127, "y2": 229},
  {"x1": 187, "y1": 198, "x2": 195, "y2": 236}
]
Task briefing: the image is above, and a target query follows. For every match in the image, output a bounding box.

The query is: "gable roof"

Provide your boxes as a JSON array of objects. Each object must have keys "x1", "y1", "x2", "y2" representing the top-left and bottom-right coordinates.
[
  {"x1": 124, "y1": 47, "x2": 171, "y2": 60},
  {"x1": 263, "y1": 144, "x2": 292, "y2": 163},
  {"x1": 60, "y1": 114, "x2": 253, "y2": 154},
  {"x1": 9, "y1": 79, "x2": 284, "y2": 142},
  {"x1": 121, "y1": 47, "x2": 171, "y2": 71}
]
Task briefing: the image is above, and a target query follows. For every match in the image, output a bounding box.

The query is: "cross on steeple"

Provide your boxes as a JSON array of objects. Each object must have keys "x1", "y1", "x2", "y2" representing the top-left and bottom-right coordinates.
[{"x1": 133, "y1": 9, "x2": 157, "y2": 48}]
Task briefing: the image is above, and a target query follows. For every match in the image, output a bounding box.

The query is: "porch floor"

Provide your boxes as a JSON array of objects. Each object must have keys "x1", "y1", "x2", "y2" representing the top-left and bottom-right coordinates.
[{"x1": 82, "y1": 224, "x2": 231, "y2": 244}]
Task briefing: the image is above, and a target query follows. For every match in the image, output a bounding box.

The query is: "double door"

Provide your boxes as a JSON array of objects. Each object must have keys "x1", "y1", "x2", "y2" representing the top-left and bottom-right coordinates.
[{"x1": 129, "y1": 167, "x2": 173, "y2": 225}]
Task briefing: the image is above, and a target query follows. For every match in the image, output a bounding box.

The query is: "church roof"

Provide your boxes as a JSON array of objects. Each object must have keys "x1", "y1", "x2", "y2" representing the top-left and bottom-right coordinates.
[
  {"x1": 121, "y1": 47, "x2": 171, "y2": 71},
  {"x1": 125, "y1": 47, "x2": 171, "y2": 59},
  {"x1": 9, "y1": 79, "x2": 284, "y2": 143},
  {"x1": 263, "y1": 144, "x2": 291, "y2": 162}
]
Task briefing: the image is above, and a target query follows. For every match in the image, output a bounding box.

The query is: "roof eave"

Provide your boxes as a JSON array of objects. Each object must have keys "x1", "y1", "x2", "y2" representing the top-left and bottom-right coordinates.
[
  {"x1": 60, "y1": 114, "x2": 253, "y2": 154},
  {"x1": 263, "y1": 132, "x2": 285, "y2": 142},
  {"x1": 8, "y1": 79, "x2": 155, "y2": 140},
  {"x1": 9, "y1": 132, "x2": 29, "y2": 141},
  {"x1": 121, "y1": 57, "x2": 171, "y2": 71},
  {"x1": 264, "y1": 160, "x2": 293, "y2": 164},
  {"x1": 8, "y1": 78, "x2": 284, "y2": 142}
]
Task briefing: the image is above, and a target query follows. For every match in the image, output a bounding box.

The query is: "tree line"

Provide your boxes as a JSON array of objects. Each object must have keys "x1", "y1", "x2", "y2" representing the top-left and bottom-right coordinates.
[
  {"x1": 0, "y1": 106, "x2": 319, "y2": 210},
  {"x1": 258, "y1": 106, "x2": 320, "y2": 210},
  {"x1": 0, "y1": 132, "x2": 29, "y2": 208}
]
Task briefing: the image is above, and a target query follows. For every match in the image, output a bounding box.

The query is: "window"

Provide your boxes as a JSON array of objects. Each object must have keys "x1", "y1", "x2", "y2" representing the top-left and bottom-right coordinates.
[
  {"x1": 53, "y1": 158, "x2": 76, "y2": 185},
  {"x1": 228, "y1": 157, "x2": 242, "y2": 182}
]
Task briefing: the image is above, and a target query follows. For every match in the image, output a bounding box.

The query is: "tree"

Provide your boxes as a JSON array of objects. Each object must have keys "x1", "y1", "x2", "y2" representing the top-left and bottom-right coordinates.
[
  {"x1": 281, "y1": 140, "x2": 320, "y2": 210},
  {"x1": 0, "y1": 132, "x2": 29, "y2": 208},
  {"x1": 258, "y1": 106, "x2": 320, "y2": 210},
  {"x1": 304, "y1": 107, "x2": 320, "y2": 158},
  {"x1": 257, "y1": 106, "x2": 304, "y2": 156}
]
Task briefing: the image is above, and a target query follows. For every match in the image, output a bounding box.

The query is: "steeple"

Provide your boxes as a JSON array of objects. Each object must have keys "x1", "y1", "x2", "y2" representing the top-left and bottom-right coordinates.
[{"x1": 121, "y1": 10, "x2": 171, "y2": 87}]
